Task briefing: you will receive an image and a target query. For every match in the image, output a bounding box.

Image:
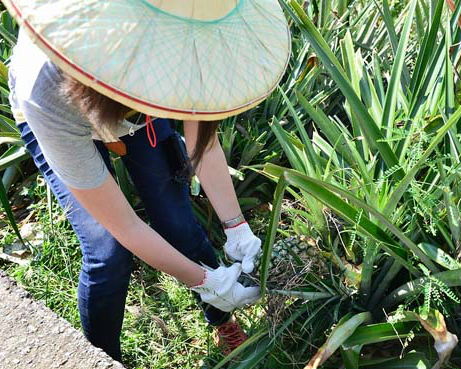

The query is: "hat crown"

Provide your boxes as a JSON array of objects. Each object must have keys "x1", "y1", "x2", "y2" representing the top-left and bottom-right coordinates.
[{"x1": 146, "y1": 0, "x2": 239, "y2": 21}]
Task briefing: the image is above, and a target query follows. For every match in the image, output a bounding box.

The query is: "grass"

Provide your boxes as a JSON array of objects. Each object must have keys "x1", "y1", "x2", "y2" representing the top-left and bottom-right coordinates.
[{"x1": 0, "y1": 175, "x2": 266, "y2": 369}]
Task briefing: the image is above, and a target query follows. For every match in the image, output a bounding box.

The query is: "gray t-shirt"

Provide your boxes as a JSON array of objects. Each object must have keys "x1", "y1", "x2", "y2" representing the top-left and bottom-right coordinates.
[{"x1": 9, "y1": 29, "x2": 172, "y2": 189}]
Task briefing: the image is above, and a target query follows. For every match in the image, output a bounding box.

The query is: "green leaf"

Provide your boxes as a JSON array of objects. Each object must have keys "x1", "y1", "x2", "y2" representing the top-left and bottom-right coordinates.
[
  {"x1": 112, "y1": 156, "x2": 133, "y2": 205},
  {"x1": 259, "y1": 175, "x2": 286, "y2": 296},
  {"x1": 444, "y1": 17, "x2": 455, "y2": 117},
  {"x1": 0, "y1": 21, "x2": 17, "y2": 46},
  {"x1": 0, "y1": 177, "x2": 23, "y2": 244},
  {"x1": 220, "y1": 119, "x2": 237, "y2": 163},
  {"x1": 0, "y1": 114, "x2": 17, "y2": 133},
  {"x1": 382, "y1": 0, "x2": 417, "y2": 139},
  {"x1": 228, "y1": 165, "x2": 245, "y2": 181},
  {"x1": 341, "y1": 31, "x2": 361, "y2": 98},
  {"x1": 417, "y1": 243, "x2": 461, "y2": 270},
  {"x1": 279, "y1": 87, "x2": 320, "y2": 169},
  {"x1": 0, "y1": 146, "x2": 29, "y2": 171},
  {"x1": 341, "y1": 345, "x2": 361, "y2": 369},
  {"x1": 0, "y1": 60, "x2": 8, "y2": 81},
  {"x1": 368, "y1": 260, "x2": 402, "y2": 310},
  {"x1": 343, "y1": 322, "x2": 419, "y2": 348},
  {"x1": 270, "y1": 118, "x2": 304, "y2": 172},
  {"x1": 372, "y1": 52, "x2": 386, "y2": 106},
  {"x1": 355, "y1": 50, "x2": 383, "y2": 126},
  {"x1": 0, "y1": 131, "x2": 21, "y2": 138},
  {"x1": 228, "y1": 336, "x2": 273, "y2": 369},
  {"x1": 191, "y1": 201, "x2": 223, "y2": 244},
  {"x1": 380, "y1": 0, "x2": 399, "y2": 58},
  {"x1": 407, "y1": 0, "x2": 459, "y2": 121},
  {"x1": 190, "y1": 175, "x2": 200, "y2": 196},
  {"x1": 266, "y1": 290, "x2": 333, "y2": 300},
  {"x1": 319, "y1": 0, "x2": 331, "y2": 28},
  {"x1": 359, "y1": 352, "x2": 430, "y2": 368},
  {"x1": 408, "y1": 0, "x2": 444, "y2": 95},
  {"x1": 238, "y1": 131, "x2": 266, "y2": 168},
  {"x1": 306, "y1": 312, "x2": 372, "y2": 368},
  {"x1": 295, "y1": 90, "x2": 356, "y2": 168}
]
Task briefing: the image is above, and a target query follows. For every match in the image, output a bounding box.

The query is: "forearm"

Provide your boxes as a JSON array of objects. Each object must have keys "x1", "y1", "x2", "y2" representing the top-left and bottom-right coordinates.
[
  {"x1": 184, "y1": 121, "x2": 242, "y2": 222},
  {"x1": 70, "y1": 175, "x2": 205, "y2": 287},
  {"x1": 197, "y1": 141, "x2": 242, "y2": 221},
  {"x1": 115, "y1": 218, "x2": 204, "y2": 285}
]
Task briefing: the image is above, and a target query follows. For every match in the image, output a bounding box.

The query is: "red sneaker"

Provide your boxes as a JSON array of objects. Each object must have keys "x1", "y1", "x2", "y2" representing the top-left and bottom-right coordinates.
[{"x1": 216, "y1": 318, "x2": 248, "y2": 355}]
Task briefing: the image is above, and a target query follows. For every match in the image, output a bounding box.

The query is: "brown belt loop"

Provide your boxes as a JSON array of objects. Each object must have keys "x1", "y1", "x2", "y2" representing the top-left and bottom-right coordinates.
[{"x1": 104, "y1": 141, "x2": 127, "y2": 156}]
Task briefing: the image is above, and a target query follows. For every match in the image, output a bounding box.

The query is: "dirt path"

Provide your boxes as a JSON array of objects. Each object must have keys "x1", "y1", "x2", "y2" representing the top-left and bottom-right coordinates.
[{"x1": 0, "y1": 270, "x2": 124, "y2": 369}]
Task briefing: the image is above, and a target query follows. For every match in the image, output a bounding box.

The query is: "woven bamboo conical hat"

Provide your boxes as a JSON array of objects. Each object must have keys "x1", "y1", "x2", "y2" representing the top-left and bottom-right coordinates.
[{"x1": 4, "y1": 0, "x2": 291, "y2": 121}]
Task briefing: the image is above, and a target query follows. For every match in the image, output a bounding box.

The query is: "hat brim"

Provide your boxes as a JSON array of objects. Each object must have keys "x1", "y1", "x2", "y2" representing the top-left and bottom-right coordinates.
[{"x1": 4, "y1": 0, "x2": 291, "y2": 121}]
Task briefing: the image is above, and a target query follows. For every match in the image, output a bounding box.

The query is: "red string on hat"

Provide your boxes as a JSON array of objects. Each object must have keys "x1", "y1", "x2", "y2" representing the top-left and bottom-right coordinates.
[{"x1": 146, "y1": 115, "x2": 157, "y2": 148}]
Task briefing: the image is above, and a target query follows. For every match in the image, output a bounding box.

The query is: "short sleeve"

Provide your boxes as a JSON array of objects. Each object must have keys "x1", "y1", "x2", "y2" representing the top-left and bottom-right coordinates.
[
  {"x1": 16, "y1": 62, "x2": 109, "y2": 189},
  {"x1": 20, "y1": 99, "x2": 109, "y2": 189}
]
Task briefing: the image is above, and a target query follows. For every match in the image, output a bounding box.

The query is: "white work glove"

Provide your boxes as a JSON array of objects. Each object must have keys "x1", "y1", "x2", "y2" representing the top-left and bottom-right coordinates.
[
  {"x1": 224, "y1": 222, "x2": 262, "y2": 274},
  {"x1": 190, "y1": 263, "x2": 260, "y2": 312}
]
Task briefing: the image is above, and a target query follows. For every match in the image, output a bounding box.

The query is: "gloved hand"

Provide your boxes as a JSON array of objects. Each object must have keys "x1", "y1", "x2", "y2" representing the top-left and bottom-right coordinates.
[
  {"x1": 190, "y1": 263, "x2": 260, "y2": 312},
  {"x1": 224, "y1": 222, "x2": 262, "y2": 273}
]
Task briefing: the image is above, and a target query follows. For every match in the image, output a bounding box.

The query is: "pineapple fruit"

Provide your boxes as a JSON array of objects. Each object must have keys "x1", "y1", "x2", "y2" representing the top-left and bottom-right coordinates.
[
  {"x1": 253, "y1": 236, "x2": 312, "y2": 274},
  {"x1": 239, "y1": 235, "x2": 323, "y2": 288}
]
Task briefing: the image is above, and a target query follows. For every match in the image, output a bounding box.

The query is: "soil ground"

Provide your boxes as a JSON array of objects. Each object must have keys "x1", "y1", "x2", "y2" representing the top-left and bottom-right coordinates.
[{"x1": 0, "y1": 269, "x2": 124, "y2": 369}]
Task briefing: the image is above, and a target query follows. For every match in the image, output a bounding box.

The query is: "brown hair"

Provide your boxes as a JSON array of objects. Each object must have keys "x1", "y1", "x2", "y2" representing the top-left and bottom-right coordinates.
[
  {"x1": 60, "y1": 75, "x2": 131, "y2": 129},
  {"x1": 60, "y1": 75, "x2": 218, "y2": 168}
]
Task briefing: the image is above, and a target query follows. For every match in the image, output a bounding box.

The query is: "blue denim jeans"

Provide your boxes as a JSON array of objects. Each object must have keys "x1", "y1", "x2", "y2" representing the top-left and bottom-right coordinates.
[{"x1": 17, "y1": 120, "x2": 230, "y2": 362}]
